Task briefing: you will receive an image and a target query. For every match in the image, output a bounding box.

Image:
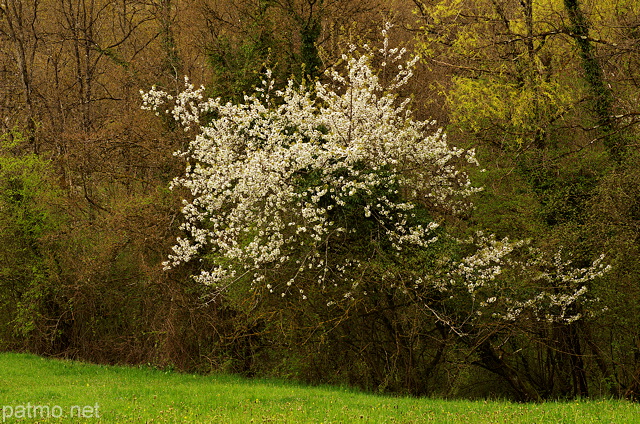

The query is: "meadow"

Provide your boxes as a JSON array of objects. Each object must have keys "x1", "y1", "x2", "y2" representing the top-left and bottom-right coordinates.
[{"x1": 0, "y1": 352, "x2": 639, "y2": 423}]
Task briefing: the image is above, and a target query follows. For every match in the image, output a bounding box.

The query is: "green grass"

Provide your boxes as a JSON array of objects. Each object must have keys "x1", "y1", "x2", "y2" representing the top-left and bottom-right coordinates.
[{"x1": 0, "y1": 352, "x2": 639, "y2": 423}]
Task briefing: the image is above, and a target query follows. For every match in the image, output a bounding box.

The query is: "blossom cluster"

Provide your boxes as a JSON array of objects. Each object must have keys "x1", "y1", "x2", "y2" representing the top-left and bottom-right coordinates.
[
  {"x1": 145, "y1": 35, "x2": 480, "y2": 297},
  {"x1": 494, "y1": 251, "x2": 611, "y2": 324},
  {"x1": 427, "y1": 234, "x2": 611, "y2": 330},
  {"x1": 143, "y1": 29, "x2": 609, "y2": 326}
]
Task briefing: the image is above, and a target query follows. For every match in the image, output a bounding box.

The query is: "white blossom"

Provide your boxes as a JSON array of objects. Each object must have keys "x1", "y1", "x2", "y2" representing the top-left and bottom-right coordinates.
[
  {"x1": 143, "y1": 29, "x2": 610, "y2": 325},
  {"x1": 144, "y1": 33, "x2": 480, "y2": 297}
]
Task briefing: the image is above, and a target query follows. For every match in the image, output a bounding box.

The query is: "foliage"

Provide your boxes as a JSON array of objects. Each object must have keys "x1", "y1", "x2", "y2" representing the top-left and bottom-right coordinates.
[
  {"x1": 0, "y1": 129, "x2": 63, "y2": 347},
  {"x1": 448, "y1": 76, "x2": 574, "y2": 149},
  {"x1": 413, "y1": 0, "x2": 640, "y2": 399}
]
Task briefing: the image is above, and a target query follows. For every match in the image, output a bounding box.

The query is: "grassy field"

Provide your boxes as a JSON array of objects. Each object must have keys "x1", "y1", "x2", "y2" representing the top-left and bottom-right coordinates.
[{"x1": 0, "y1": 352, "x2": 639, "y2": 423}]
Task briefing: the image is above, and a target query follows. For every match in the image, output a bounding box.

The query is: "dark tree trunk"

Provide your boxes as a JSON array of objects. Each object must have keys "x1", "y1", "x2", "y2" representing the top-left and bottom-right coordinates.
[
  {"x1": 564, "y1": 0, "x2": 624, "y2": 162},
  {"x1": 475, "y1": 340, "x2": 542, "y2": 402}
]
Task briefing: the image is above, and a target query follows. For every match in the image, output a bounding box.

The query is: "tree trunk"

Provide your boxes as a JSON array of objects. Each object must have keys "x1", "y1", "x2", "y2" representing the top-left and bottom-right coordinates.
[
  {"x1": 475, "y1": 340, "x2": 542, "y2": 402},
  {"x1": 564, "y1": 0, "x2": 624, "y2": 161}
]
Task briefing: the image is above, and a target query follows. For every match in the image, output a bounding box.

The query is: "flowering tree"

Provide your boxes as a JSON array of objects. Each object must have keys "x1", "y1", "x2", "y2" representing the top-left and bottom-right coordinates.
[
  {"x1": 144, "y1": 32, "x2": 474, "y2": 290},
  {"x1": 142, "y1": 27, "x2": 610, "y2": 397},
  {"x1": 142, "y1": 26, "x2": 608, "y2": 320}
]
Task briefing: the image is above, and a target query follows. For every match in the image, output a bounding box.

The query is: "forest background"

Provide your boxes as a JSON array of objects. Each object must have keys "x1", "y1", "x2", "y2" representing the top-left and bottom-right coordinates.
[{"x1": 1, "y1": 0, "x2": 640, "y2": 402}]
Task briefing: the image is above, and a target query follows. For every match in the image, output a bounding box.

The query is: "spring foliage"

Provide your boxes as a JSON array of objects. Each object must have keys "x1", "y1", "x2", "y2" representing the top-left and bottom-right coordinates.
[{"x1": 143, "y1": 28, "x2": 609, "y2": 327}]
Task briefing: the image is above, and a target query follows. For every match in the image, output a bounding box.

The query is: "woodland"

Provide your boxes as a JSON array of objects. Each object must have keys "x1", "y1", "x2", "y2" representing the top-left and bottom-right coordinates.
[{"x1": 1, "y1": 0, "x2": 640, "y2": 401}]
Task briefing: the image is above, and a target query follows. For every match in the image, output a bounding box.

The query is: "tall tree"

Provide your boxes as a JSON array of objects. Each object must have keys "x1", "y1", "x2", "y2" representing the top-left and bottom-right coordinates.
[{"x1": 0, "y1": 0, "x2": 42, "y2": 151}]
